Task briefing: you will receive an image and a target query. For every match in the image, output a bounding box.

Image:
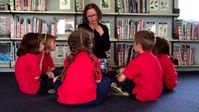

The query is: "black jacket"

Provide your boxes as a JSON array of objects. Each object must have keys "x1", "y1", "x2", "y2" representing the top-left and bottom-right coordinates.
[{"x1": 78, "y1": 22, "x2": 110, "y2": 58}]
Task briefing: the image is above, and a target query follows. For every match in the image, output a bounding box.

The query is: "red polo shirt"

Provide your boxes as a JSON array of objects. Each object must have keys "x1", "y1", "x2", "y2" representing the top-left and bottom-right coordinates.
[
  {"x1": 57, "y1": 51, "x2": 102, "y2": 104},
  {"x1": 123, "y1": 51, "x2": 163, "y2": 101},
  {"x1": 42, "y1": 53, "x2": 55, "y2": 73},
  {"x1": 15, "y1": 53, "x2": 41, "y2": 94},
  {"x1": 157, "y1": 54, "x2": 178, "y2": 90}
]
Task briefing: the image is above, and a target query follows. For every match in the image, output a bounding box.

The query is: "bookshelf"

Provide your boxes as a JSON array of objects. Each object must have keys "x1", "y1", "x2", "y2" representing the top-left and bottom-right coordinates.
[{"x1": 0, "y1": 0, "x2": 198, "y2": 71}]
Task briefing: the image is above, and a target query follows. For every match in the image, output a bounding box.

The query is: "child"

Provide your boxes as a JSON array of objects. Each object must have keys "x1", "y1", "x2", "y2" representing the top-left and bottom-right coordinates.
[
  {"x1": 116, "y1": 30, "x2": 163, "y2": 102},
  {"x1": 15, "y1": 33, "x2": 55, "y2": 95},
  {"x1": 40, "y1": 34, "x2": 62, "y2": 76},
  {"x1": 153, "y1": 36, "x2": 178, "y2": 91},
  {"x1": 56, "y1": 29, "x2": 112, "y2": 107}
]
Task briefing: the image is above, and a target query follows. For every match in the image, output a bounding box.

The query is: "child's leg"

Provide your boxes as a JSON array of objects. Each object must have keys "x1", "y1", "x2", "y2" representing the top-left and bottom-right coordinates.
[
  {"x1": 52, "y1": 67, "x2": 63, "y2": 77},
  {"x1": 162, "y1": 82, "x2": 173, "y2": 93},
  {"x1": 77, "y1": 76, "x2": 112, "y2": 107},
  {"x1": 37, "y1": 78, "x2": 54, "y2": 94},
  {"x1": 121, "y1": 79, "x2": 135, "y2": 96},
  {"x1": 54, "y1": 78, "x2": 62, "y2": 91}
]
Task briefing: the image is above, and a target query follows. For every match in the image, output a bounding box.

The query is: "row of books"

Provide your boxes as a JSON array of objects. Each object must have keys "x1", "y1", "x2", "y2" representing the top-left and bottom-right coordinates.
[
  {"x1": 10, "y1": 15, "x2": 54, "y2": 38},
  {"x1": 9, "y1": 0, "x2": 46, "y2": 11},
  {"x1": 2, "y1": 15, "x2": 110, "y2": 39},
  {"x1": 9, "y1": 15, "x2": 75, "y2": 39},
  {"x1": 0, "y1": 15, "x2": 169, "y2": 40},
  {"x1": 113, "y1": 43, "x2": 196, "y2": 67},
  {"x1": 116, "y1": 43, "x2": 138, "y2": 67},
  {"x1": 4, "y1": 0, "x2": 171, "y2": 13},
  {"x1": 117, "y1": 0, "x2": 150, "y2": 13},
  {"x1": 0, "y1": 41, "x2": 197, "y2": 68},
  {"x1": 0, "y1": 16, "x2": 10, "y2": 37},
  {"x1": 0, "y1": 41, "x2": 71, "y2": 67},
  {"x1": 116, "y1": 19, "x2": 168, "y2": 40},
  {"x1": 174, "y1": 19, "x2": 199, "y2": 40},
  {"x1": 76, "y1": 0, "x2": 170, "y2": 13},
  {"x1": 173, "y1": 45, "x2": 195, "y2": 65},
  {"x1": 0, "y1": 0, "x2": 9, "y2": 10}
]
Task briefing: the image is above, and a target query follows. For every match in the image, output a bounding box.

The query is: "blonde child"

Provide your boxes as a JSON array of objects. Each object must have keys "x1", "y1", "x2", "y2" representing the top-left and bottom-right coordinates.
[
  {"x1": 116, "y1": 30, "x2": 163, "y2": 101},
  {"x1": 15, "y1": 33, "x2": 55, "y2": 94},
  {"x1": 40, "y1": 34, "x2": 62, "y2": 77}
]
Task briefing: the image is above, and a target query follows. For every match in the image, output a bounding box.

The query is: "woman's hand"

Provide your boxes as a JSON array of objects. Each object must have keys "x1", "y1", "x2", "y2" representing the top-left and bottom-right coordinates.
[{"x1": 95, "y1": 25, "x2": 104, "y2": 36}]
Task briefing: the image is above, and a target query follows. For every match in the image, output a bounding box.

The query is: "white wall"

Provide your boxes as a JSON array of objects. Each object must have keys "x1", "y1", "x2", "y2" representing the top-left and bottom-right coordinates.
[{"x1": 179, "y1": 0, "x2": 199, "y2": 21}]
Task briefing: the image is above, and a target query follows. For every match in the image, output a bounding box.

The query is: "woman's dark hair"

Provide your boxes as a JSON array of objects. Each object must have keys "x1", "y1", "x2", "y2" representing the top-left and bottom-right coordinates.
[
  {"x1": 83, "y1": 3, "x2": 102, "y2": 23},
  {"x1": 60, "y1": 28, "x2": 99, "y2": 81},
  {"x1": 17, "y1": 33, "x2": 43, "y2": 56},
  {"x1": 153, "y1": 36, "x2": 170, "y2": 56},
  {"x1": 134, "y1": 30, "x2": 155, "y2": 51}
]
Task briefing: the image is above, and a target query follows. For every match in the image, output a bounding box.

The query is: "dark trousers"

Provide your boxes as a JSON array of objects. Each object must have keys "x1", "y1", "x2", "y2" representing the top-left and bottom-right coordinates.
[
  {"x1": 56, "y1": 76, "x2": 112, "y2": 107},
  {"x1": 37, "y1": 78, "x2": 54, "y2": 94},
  {"x1": 110, "y1": 71, "x2": 137, "y2": 99},
  {"x1": 76, "y1": 76, "x2": 112, "y2": 107},
  {"x1": 52, "y1": 67, "x2": 63, "y2": 77},
  {"x1": 162, "y1": 82, "x2": 173, "y2": 93}
]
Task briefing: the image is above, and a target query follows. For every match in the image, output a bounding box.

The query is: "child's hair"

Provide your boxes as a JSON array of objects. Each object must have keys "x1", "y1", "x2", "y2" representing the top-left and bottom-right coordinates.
[
  {"x1": 17, "y1": 33, "x2": 44, "y2": 56},
  {"x1": 60, "y1": 28, "x2": 99, "y2": 81},
  {"x1": 134, "y1": 30, "x2": 155, "y2": 51},
  {"x1": 41, "y1": 34, "x2": 55, "y2": 50},
  {"x1": 153, "y1": 36, "x2": 170, "y2": 56}
]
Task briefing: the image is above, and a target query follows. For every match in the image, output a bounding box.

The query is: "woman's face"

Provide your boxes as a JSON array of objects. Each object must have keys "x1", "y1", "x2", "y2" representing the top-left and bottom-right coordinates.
[{"x1": 86, "y1": 8, "x2": 98, "y2": 25}]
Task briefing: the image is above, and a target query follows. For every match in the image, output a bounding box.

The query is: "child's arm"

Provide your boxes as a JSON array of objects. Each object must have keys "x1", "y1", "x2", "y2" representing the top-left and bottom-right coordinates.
[
  {"x1": 34, "y1": 71, "x2": 54, "y2": 80},
  {"x1": 116, "y1": 68, "x2": 127, "y2": 82},
  {"x1": 47, "y1": 67, "x2": 55, "y2": 72},
  {"x1": 39, "y1": 51, "x2": 45, "y2": 70}
]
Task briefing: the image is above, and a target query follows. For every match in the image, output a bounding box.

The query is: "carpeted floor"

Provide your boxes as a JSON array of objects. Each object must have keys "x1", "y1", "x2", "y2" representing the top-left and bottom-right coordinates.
[{"x1": 0, "y1": 71, "x2": 199, "y2": 112}]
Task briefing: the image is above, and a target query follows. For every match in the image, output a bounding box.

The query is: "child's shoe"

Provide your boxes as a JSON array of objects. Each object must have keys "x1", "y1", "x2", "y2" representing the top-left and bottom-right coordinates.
[
  {"x1": 47, "y1": 89, "x2": 56, "y2": 94},
  {"x1": 111, "y1": 82, "x2": 129, "y2": 97}
]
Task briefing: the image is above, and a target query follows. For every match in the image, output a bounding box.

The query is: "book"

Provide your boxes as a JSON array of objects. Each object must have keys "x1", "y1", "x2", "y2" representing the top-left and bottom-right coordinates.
[
  {"x1": 145, "y1": 21, "x2": 156, "y2": 34},
  {"x1": 0, "y1": 41, "x2": 12, "y2": 67},
  {"x1": 0, "y1": 16, "x2": 11, "y2": 38},
  {"x1": 159, "y1": 0, "x2": 169, "y2": 10},
  {"x1": 51, "y1": 42, "x2": 70, "y2": 65},
  {"x1": 101, "y1": 20, "x2": 110, "y2": 35},
  {"x1": 76, "y1": 0, "x2": 84, "y2": 12},
  {"x1": 158, "y1": 22, "x2": 168, "y2": 37},
  {"x1": 173, "y1": 19, "x2": 183, "y2": 39},
  {"x1": 100, "y1": 0, "x2": 110, "y2": 9},
  {"x1": 56, "y1": 19, "x2": 75, "y2": 35},
  {"x1": 0, "y1": 0, "x2": 8, "y2": 10},
  {"x1": 60, "y1": 0, "x2": 71, "y2": 10},
  {"x1": 173, "y1": 46, "x2": 183, "y2": 65},
  {"x1": 149, "y1": 0, "x2": 159, "y2": 10},
  {"x1": 106, "y1": 43, "x2": 115, "y2": 65}
]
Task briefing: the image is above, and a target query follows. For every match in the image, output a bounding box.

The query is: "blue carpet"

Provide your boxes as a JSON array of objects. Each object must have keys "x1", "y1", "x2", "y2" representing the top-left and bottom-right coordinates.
[{"x1": 0, "y1": 72, "x2": 199, "y2": 112}]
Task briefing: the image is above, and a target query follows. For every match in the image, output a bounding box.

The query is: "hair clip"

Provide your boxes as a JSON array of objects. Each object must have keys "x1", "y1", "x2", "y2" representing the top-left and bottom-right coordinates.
[
  {"x1": 45, "y1": 34, "x2": 47, "y2": 41},
  {"x1": 80, "y1": 31, "x2": 83, "y2": 43}
]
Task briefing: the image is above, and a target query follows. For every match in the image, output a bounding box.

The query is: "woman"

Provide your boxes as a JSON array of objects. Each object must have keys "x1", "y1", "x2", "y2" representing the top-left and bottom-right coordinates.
[{"x1": 78, "y1": 3, "x2": 110, "y2": 59}]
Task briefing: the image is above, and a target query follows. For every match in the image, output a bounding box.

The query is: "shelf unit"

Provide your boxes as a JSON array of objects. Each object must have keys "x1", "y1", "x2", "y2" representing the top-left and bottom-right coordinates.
[{"x1": 0, "y1": 0, "x2": 198, "y2": 72}]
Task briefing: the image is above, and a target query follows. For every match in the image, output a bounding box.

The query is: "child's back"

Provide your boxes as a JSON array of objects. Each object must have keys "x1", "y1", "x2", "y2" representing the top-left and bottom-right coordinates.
[
  {"x1": 57, "y1": 51, "x2": 102, "y2": 104},
  {"x1": 153, "y1": 37, "x2": 178, "y2": 91},
  {"x1": 57, "y1": 28, "x2": 111, "y2": 107},
  {"x1": 117, "y1": 30, "x2": 162, "y2": 101},
  {"x1": 123, "y1": 51, "x2": 162, "y2": 101},
  {"x1": 15, "y1": 33, "x2": 44, "y2": 94}
]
